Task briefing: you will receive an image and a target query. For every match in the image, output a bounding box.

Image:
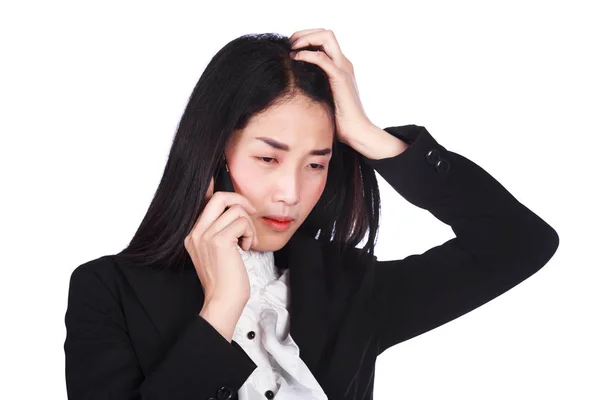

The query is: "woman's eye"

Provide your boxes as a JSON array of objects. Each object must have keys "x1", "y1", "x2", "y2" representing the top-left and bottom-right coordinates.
[
  {"x1": 257, "y1": 157, "x2": 276, "y2": 164},
  {"x1": 256, "y1": 157, "x2": 325, "y2": 170}
]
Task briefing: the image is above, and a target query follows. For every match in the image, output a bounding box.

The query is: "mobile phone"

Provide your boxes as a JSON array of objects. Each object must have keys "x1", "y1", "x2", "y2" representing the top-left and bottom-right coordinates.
[
  {"x1": 213, "y1": 156, "x2": 245, "y2": 248},
  {"x1": 214, "y1": 156, "x2": 235, "y2": 193}
]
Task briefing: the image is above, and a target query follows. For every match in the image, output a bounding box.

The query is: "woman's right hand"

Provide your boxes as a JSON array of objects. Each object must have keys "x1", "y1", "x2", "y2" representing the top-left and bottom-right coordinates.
[{"x1": 184, "y1": 177, "x2": 259, "y2": 310}]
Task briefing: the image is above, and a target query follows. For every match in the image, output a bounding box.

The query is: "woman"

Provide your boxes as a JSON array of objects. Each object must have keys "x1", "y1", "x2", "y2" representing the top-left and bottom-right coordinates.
[{"x1": 63, "y1": 29, "x2": 559, "y2": 400}]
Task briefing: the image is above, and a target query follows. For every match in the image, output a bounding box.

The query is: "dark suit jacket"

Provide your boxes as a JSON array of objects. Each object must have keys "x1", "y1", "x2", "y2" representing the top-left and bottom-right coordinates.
[{"x1": 64, "y1": 124, "x2": 559, "y2": 400}]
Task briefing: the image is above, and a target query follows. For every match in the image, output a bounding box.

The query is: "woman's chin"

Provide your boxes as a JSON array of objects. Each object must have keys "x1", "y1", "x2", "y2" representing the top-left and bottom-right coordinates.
[{"x1": 249, "y1": 238, "x2": 281, "y2": 252}]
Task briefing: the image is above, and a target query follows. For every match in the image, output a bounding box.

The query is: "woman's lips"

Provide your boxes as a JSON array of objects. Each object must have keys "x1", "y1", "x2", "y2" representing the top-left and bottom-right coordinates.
[{"x1": 261, "y1": 217, "x2": 293, "y2": 231}]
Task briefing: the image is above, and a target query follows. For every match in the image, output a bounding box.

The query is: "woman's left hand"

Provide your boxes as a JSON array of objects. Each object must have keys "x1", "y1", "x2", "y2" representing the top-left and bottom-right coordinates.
[{"x1": 289, "y1": 29, "x2": 375, "y2": 147}]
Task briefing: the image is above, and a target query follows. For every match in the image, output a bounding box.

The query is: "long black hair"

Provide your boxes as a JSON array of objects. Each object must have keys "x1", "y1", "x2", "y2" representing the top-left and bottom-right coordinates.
[{"x1": 116, "y1": 32, "x2": 381, "y2": 272}]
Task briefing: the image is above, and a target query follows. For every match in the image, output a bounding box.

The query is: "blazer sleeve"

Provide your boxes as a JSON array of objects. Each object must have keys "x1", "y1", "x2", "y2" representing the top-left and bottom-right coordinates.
[
  {"x1": 64, "y1": 258, "x2": 257, "y2": 400},
  {"x1": 361, "y1": 124, "x2": 560, "y2": 356}
]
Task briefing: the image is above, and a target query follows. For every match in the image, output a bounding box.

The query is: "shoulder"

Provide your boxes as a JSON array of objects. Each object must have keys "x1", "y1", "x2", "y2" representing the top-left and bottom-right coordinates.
[
  {"x1": 338, "y1": 244, "x2": 377, "y2": 272},
  {"x1": 70, "y1": 254, "x2": 120, "y2": 280},
  {"x1": 67, "y1": 255, "x2": 123, "y2": 302},
  {"x1": 324, "y1": 242, "x2": 377, "y2": 292}
]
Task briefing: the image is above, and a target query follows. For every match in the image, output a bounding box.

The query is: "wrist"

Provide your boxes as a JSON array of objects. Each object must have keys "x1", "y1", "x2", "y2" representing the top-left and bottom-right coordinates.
[
  {"x1": 350, "y1": 124, "x2": 409, "y2": 160},
  {"x1": 199, "y1": 299, "x2": 246, "y2": 343}
]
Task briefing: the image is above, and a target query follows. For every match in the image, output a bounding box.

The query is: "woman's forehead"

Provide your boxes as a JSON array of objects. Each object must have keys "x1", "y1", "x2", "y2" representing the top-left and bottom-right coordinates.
[{"x1": 240, "y1": 102, "x2": 334, "y2": 145}]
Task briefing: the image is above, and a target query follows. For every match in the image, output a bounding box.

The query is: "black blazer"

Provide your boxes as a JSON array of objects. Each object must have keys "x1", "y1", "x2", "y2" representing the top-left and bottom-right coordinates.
[{"x1": 64, "y1": 124, "x2": 559, "y2": 400}]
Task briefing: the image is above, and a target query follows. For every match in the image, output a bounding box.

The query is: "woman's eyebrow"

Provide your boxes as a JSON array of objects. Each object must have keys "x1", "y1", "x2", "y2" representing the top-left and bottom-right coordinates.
[{"x1": 254, "y1": 137, "x2": 331, "y2": 156}]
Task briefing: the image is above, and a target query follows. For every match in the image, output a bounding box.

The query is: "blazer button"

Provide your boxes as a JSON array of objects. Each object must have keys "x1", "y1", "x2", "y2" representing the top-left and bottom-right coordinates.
[
  {"x1": 247, "y1": 330, "x2": 256, "y2": 339},
  {"x1": 264, "y1": 390, "x2": 275, "y2": 399},
  {"x1": 435, "y1": 159, "x2": 451, "y2": 172},
  {"x1": 426, "y1": 149, "x2": 441, "y2": 165},
  {"x1": 216, "y1": 386, "x2": 234, "y2": 400}
]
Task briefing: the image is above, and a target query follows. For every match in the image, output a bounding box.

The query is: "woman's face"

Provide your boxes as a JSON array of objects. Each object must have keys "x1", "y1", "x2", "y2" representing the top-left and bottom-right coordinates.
[{"x1": 223, "y1": 95, "x2": 334, "y2": 251}]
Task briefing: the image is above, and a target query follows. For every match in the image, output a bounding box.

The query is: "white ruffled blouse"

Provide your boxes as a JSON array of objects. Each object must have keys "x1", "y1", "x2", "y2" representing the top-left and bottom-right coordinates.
[{"x1": 233, "y1": 245, "x2": 329, "y2": 400}]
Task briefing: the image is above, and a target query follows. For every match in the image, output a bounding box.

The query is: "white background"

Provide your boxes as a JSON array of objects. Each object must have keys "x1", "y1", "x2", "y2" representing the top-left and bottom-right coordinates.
[{"x1": 1, "y1": 1, "x2": 597, "y2": 399}]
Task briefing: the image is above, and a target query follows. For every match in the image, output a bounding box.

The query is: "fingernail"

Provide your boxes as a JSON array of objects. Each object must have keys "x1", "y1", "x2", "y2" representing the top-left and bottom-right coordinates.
[{"x1": 290, "y1": 51, "x2": 296, "y2": 57}]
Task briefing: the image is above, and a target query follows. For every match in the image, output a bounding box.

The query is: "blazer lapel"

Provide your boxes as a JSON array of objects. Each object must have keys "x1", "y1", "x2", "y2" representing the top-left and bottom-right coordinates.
[
  {"x1": 276, "y1": 229, "x2": 331, "y2": 377},
  {"x1": 281, "y1": 231, "x2": 380, "y2": 399}
]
